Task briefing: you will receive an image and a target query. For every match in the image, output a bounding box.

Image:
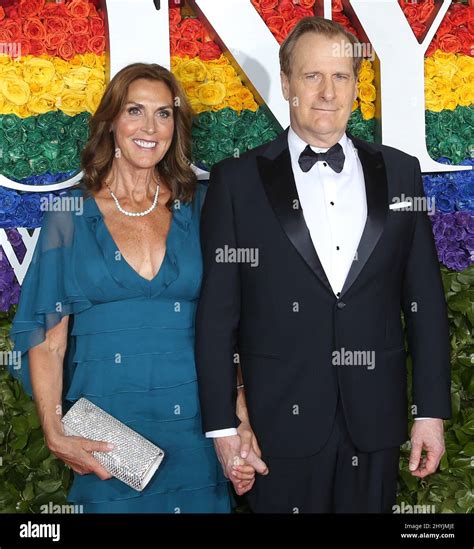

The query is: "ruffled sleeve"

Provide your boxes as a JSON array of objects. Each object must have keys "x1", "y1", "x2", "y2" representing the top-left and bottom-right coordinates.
[{"x1": 8, "y1": 202, "x2": 92, "y2": 398}]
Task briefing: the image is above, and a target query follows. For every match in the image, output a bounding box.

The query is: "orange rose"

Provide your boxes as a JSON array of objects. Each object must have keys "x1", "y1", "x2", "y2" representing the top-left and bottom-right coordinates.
[
  {"x1": 449, "y1": 4, "x2": 469, "y2": 27},
  {"x1": 72, "y1": 34, "x2": 89, "y2": 54},
  {"x1": 89, "y1": 17, "x2": 105, "y2": 35},
  {"x1": 23, "y1": 18, "x2": 46, "y2": 40},
  {"x1": 199, "y1": 41, "x2": 221, "y2": 61},
  {"x1": 411, "y1": 22, "x2": 426, "y2": 40},
  {"x1": 0, "y1": 7, "x2": 5, "y2": 20},
  {"x1": 259, "y1": 0, "x2": 279, "y2": 12},
  {"x1": 58, "y1": 40, "x2": 75, "y2": 61},
  {"x1": 278, "y1": 0, "x2": 295, "y2": 20},
  {"x1": 19, "y1": 38, "x2": 31, "y2": 57},
  {"x1": 294, "y1": 6, "x2": 314, "y2": 18},
  {"x1": 45, "y1": 33, "x2": 66, "y2": 54},
  {"x1": 42, "y1": 2, "x2": 69, "y2": 17},
  {"x1": 169, "y1": 8, "x2": 182, "y2": 28},
  {"x1": 68, "y1": 0, "x2": 90, "y2": 18},
  {"x1": 69, "y1": 17, "x2": 90, "y2": 35},
  {"x1": 436, "y1": 16, "x2": 453, "y2": 38},
  {"x1": 19, "y1": 0, "x2": 45, "y2": 18},
  {"x1": 88, "y1": 36, "x2": 106, "y2": 55},
  {"x1": 266, "y1": 15, "x2": 286, "y2": 35},
  {"x1": 418, "y1": 1, "x2": 435, "y2": 24},
  {"x1": 180, "y1": 18, "x2": 202, "y2": 38},
  {"x1": 298, "y1": 0, "x2": 315, "y2": 9},
  {"x1": 176, "y1": 39, "x2": 200, "y2": 58},
  {"x1": 332, "y1": 0, "x2": 343, "y2": 12},
  {"x1": 4, "y1": 20, "x2": 22, "y2": 41},
  {"x1": 29, "y1": 39, "x2": 46, "y2": 56},
  {"x1": 438, "y1": 33, "x2": 462, "y2": 54},
  {"x1": 0, "y1": 28, "x2": 12, "y2": 42},
  {"x1": 44, "y1": 16, "x2": 69, "y2": 35},
  {"x1": 457, "y1": 29, "x2": 473, "y2": 57}
]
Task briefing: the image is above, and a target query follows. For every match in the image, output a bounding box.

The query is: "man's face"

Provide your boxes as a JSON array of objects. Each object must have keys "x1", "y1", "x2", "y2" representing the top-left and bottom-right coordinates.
[{"x1": 281, "y1": 32, "x2": 358, "y2": 147}]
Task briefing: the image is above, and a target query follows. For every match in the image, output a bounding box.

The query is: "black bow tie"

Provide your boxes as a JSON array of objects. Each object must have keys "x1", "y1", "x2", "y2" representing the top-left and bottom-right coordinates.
[{"x1": 298, "y1": 143, "x2": 345, "y2": 173}]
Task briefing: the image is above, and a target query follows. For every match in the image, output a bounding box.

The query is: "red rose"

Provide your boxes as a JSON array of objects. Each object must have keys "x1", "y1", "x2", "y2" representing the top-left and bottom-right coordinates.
[
  {"x1": 19, "y1": 38, "x2": 31, "y2": 57},
  {"x1": 69, "y1": 17, "x2": 90, "y2": 35},
  {"x1": 266, "y1": 15, "x2": 286, "y2": 34},
  {"x1": 19, "y1": 0, "x2": 45, "y2": 18},
  {"x1": 0, "y1": 28, "x2": 12, "y2": 42},
  {"x1": 89, "y1": 17, "x2": 105, "y2": 36},
  {"x1": 332, "y1": 0, "x2": 343, "y2": 13},
  {"x1": 199, "y1": 41, "x2": 222, "y2": 61},
  {"x1": 88, "y1": 35, "x2": 106, "y2": 55},
  {"x1": 259, "y1": 0, "x2": 279, "y2": 13},
  {"x1": 467, "y1": 20, "x2": 474, "y2": 39},
  {"x1": 0, "y1": 7, "x2": 5, "y2": 20},
  {"x1": 72, "y1": 34, "x2": 89, "y2": 54},
  {"x1": 44, "y1": 16, "x2": 69, "y2": 35},
  {"x1": 294, "y1": 6, "x2": 314, "y2": 18},
  {"x1": 438, "y1": 32, "x2": 462, "y2": 53},
  {"x1": 30, "y1": 39, "x2": 46, "y2": 56},
  {"x1": 169, "y1": 8, "x2": 182, "y2": 27},
  {"x1": 457, "y1": 28, "x2": 473, "y2": 56},
  {"x1": 278, "y1": 0, "x2": 295, "y2": 20},
  {"x1": 42, "y1": 2, "x2": 69, "y2": 17},
  {"x1": 298, "y1": 0, "x2": 315, "y2": 9},
  {"x1": 411, "y1": 21, "x2": 426, "y2": 40},
  {"x1": 5, "y1": 6, "x2": 19, "y2": 19},
  {"x1": 58, "y1": 40, "x2": 76, "y2": 60},
  {"x1": 448, "y1": 3, "x2": 471, "y2": 27},
  {"x1": 401, "y1": 4, "x2": 419, "y2": 23},
  {"x1": 170, "y1": 36, "x2": 179, "y2": 56},
  {"x1": 3, "y1": 19, "x2": 21, "y2": 40},
  {"x1": 23, "y1": 18, "x2": 46, "y2": 41},
  {"x1": 284, "y1": 17, "x2": 300, "y2": 38},
  {"x1": 68, "y1": 0, "x2": 90, "y2": 18},
  {"x1": 418, "y1": 2, "x2": 435, "y2": 24},
  {"x1": 180, "y1": 18, "x2": 203, "y2": 38},
  {"x1": 45, "y1": 33, "x2": 66, "y2": 50},
  {"x1": 436, "y1": 15, "x2": 453, "y2": 37},
  {"x1": 88, "y1": 4, "x2": 100, "y2": 18},
  {"x1": 176, "y1": 39, "x2": 200, "y2": 57},
  {"x1": 425, "y1": 38, "x2": 438, "y2": 57}
]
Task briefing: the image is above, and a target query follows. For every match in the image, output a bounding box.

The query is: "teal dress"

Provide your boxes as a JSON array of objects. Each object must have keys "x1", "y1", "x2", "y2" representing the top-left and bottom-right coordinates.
[{"x1": 8, "y1": 183, "x2": 231, "y2": 513}]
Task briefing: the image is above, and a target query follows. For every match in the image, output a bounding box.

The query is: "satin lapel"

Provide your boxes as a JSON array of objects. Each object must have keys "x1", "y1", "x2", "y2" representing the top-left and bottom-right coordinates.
[
  {"x1": 339, "y1": 136, "x2": 388, "y2": 299},
  {"x1": 257, "y1": 130, "x2": 333, "y2": 294}
]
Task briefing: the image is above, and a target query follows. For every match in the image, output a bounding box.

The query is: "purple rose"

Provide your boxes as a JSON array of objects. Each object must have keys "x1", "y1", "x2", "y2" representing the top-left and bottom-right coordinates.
[{"x1": 443, "y1": 248, "x2": 471, "y2": 271}]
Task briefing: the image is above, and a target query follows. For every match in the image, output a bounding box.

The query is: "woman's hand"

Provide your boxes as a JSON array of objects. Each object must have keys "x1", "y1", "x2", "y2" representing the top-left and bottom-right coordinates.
[{"x1": 47, "y1": 434, "x2": 115, "y2": 480}]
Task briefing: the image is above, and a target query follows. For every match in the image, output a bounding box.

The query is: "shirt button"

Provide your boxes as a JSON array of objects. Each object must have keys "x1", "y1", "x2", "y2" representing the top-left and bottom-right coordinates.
[
  {"x1": 336, "y1": 292, "x2": 341, "y2": 297},
  {"x1": 336, "y1": 246, "x2": 340, "y2": 250},
  {"x1": 323, "y1": 162, "x2": 327, "y2": 167},
  {"x1": 330, "y1": 201, "x2": 335, "y2": 206}
]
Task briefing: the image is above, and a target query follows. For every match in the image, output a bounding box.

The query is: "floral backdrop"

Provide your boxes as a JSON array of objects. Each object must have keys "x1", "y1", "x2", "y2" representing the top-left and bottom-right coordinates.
[{"x1": 0, "y1": 0, "x2": 472, "y2": 513}]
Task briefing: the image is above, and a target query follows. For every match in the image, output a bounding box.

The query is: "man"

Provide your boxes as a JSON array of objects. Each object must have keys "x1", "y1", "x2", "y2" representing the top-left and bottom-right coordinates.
[{"x1": 195, "y1": 16, "x2": 451, "y2": 513}]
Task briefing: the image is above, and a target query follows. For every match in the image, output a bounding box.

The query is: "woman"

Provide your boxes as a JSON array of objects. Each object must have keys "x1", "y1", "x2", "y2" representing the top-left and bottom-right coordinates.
[{"x1": 8, "y1": 63, "x2": 255, "y2": 513}]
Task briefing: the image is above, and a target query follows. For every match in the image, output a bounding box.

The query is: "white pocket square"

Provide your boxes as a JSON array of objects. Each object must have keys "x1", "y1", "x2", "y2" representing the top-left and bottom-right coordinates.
[{"x1": 389, "y1": 201, "x2": 412, "y2": 210}]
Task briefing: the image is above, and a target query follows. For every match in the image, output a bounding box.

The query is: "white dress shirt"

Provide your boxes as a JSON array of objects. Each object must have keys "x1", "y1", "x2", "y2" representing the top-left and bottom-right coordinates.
[{"x1": 206, "y1": 127, "x2": 430, "y2": 438}]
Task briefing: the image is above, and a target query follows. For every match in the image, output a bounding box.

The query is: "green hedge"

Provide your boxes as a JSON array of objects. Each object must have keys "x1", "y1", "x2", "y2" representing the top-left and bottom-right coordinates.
[{"x1": 0, "y1": 266, "x2": 473, "y2": 513}]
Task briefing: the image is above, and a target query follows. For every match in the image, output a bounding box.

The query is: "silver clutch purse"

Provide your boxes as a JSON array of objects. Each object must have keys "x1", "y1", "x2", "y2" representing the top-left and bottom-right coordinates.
[{"x1": 61, "y1": 397, "x2": 165, "y2": 492}]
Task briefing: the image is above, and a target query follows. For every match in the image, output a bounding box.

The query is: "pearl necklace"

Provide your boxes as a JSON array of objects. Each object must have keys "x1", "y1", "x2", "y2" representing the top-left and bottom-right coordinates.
[{"x1": 104, "y1": 178, "x2": 160, "y2": 217}]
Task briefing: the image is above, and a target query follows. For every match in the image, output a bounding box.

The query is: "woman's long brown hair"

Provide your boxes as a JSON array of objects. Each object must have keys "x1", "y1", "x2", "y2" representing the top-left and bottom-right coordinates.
[{"x1": 80, "y1": 63, "x2": 197, "y2": 208}]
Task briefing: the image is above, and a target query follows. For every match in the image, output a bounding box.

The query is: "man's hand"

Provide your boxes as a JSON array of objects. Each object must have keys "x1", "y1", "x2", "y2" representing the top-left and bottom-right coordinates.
[
  {"x1": 213, "y1": 435, "x2": 262, "y2": 496},
  {"x1": 409, "y1": 418, "x2": 446, "y2": 478},
  {"x1": 234, "y1": 420, "x2": 269, "y2": 493}
]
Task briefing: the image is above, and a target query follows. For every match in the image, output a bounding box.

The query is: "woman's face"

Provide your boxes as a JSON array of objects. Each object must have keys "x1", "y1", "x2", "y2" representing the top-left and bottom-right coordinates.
[{"x1": 111, "y1": 78, "x2": 175, "y2": 173}]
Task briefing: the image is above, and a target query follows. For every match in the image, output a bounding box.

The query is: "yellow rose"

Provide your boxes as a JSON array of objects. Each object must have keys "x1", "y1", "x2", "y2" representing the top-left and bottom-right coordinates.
[
  {"x1": 227, "y1": 96, "x2": 242, "y2": 111},
  {"x1": 358, "y1": 64, "x2": 374, "y2": 83},
  {"x1": 1, "y1": 76, "x2": 30, "y2": 106},
  {"x1": 176, "y1": 58, "x2": 208, "y2": 83},
  {"x1": 352, "y1": 98, "x2": 359, "y2": 112},
  {"x1": 69, "y1": 55, "x2": 83, "y2": 67},
  {"x1": 188, "y1": 96, "x2": 207, "y2": 114},
  {"x1": 457, "y1": 84, "x2": 473, "y2": 107},
  {"x1": 242, "y1": 98, "x2": 258, "y2": 112},
  {"x1": 183, "y1": 82, "x2": 200, "y2": 98},
  {"x1": 0, "y1": 56, "x2": 13, "y2": 68},
  {"x1": 197, "y1": 81, "x2": 226, "y2": 106},
  {"x1": 433, "y1": 50, "x2": 456, "y2": 64},
  {"x1": 58, "y1": 90, "x2": 86, "y2": 116},
  {"x1": 360, "y1": 101, "x2": 375, "y2": 120},
  {"x1": 236, "y1": 87, "x2": 254, "y2": 103},
  {"x1": 207, "y1": 66, "x2": 226, "y2": 83},
  {"x1": 63, "y1": 67, "x2": 92, "y2": 91},
  {"x1": 81, "y1": 53, "x2": 97, "y2": 68},
  {"x1": 22, "y1": 57, "x2": 55, "y2": 86},
  {"x1": 86, "y1": 81, "x2": 105, "y2": 113},
  {"x1": 13, "y1": 104, "x2": 30, "y2": 118},
  {"x1": 434, "y1": 59, "x2": 457, "y2": 80},
  {"x1": 223, "y1": 65, "x2": 237, "y2": 79},
  {"x1": 424, "y1": 96, "x2": 443, "y2": 112},
  {"x1": 171, "y1": 55, "x2": 186, "y2": 72},
  {"x1": 52, "y1": 57, "x2": 71, "y2": 76},
  {"x1": 28, "y1": 93, "x2": 57, "y2": 114},
  {"x1": 456, "y1": 55, "x2": 474, "y2": 76},
  {"x1": 88, "y1": 67, "x2": 105, "y2": 84},
  {"x1": 207, "y1": 54, "x2": 230, "y2": 66},
  {"x1": 441, "y1": 92, "x2": 458, "y2": 111},
  {"x1": 47, "y1": 78, "x2": 65, "y2": 97},
  {"x1": 424, "y1": 58, "x2": 437, "y2": 80},
  {"x1": 225, "y1": 78, "x2": 243, "y2": 96},
  {"x1": 211, "y1": 101, "x2": 227, "y2": 112},
  {"x1": 358, "y1": 82, "x2": 376, "y2": 102}
]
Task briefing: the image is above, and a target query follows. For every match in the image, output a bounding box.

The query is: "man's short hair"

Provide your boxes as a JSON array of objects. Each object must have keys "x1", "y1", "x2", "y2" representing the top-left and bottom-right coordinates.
[{"x1": 279, "y1": 16, "x2": 363, "y2": 79}]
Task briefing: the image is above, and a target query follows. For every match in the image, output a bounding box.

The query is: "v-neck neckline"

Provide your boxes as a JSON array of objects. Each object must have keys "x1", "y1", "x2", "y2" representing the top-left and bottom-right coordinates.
[{"x1": 90, "y1": 193, "x2": 174, "y2": 285}]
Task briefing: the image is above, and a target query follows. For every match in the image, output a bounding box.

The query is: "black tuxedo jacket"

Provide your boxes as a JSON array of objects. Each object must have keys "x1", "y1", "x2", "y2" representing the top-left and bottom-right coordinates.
[{"x1": 195, "y1": 128, "x2": 451, "y2": 458}]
